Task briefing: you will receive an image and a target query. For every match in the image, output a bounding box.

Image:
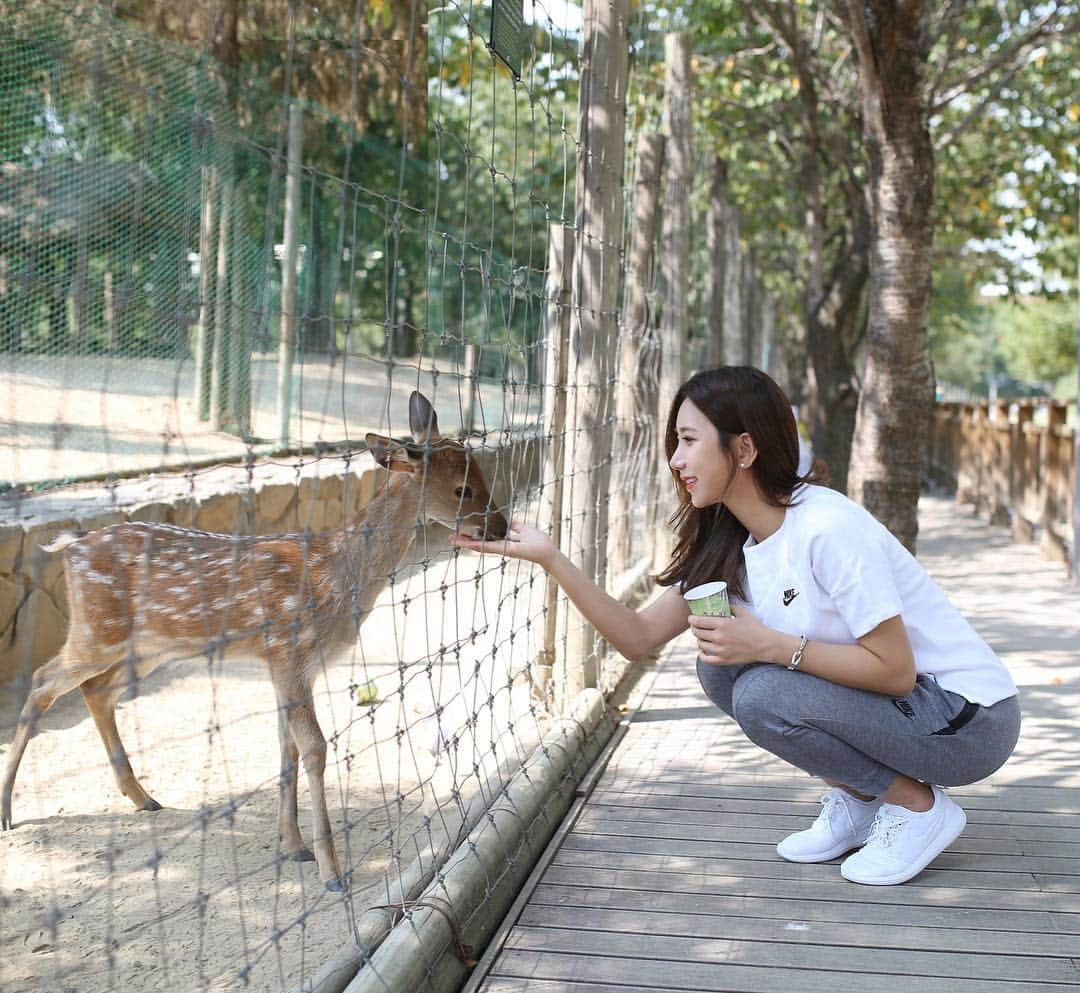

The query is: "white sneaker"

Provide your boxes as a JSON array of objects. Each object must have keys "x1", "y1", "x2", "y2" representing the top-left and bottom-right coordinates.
[
  {"x1": 776, "y1": 788, "x2": 882, "y2": 863},
  {"x1": 840, "y1": 785, "x2": 966, "y2": 885}
]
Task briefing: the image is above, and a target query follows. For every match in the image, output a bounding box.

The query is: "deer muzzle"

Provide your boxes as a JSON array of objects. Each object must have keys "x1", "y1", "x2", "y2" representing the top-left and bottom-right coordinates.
[{"x1": 476, "y1": 510, "x2": 508, "y2": 541}]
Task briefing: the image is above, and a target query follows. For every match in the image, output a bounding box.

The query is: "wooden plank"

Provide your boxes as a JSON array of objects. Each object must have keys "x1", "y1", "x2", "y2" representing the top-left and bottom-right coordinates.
[
  {"x1": 543, "y1": 859, "x2": 1080, "y2": 912},
  {"x1": 593, "y1": 778, "x2": 1080, "y2": 819},
  {"x1": 558, "y1": 831, "x2": 1080, "y2": 879},
  {"x1": 571, "y1": 809, "x2": 1080, "y2": 856},
  {"x1": 585, "y1": 795, "x2": 1080, "y2": 841},
  {"x1": 596, "y1": 773, "x2": 1080, "y2": 812},
  {"x1": 518, "y1": 901, "x2": 1080, "y2": 959},
  {"x1": 488, "y1": 950, "x2": 1080, "y2": 993},
  {"x1": 506, "y1": 923, "x2": 1080, "y2": 983},
  {"x1": 528, "y1": 880, "x2": 1080, "y2": 938},
  {"x1": 483, "y1": 982, "x2": 675, "y2": 993}
]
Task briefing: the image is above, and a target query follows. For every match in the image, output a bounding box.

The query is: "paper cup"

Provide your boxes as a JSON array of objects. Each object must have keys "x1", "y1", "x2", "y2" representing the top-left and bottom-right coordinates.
[{"x1": 683, "y1": 581, "x2": 732, "y2": 618}]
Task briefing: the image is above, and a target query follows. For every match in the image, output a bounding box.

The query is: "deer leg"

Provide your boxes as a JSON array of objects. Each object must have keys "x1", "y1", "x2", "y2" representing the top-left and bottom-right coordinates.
[
  {"x1": 274, "y1": 698, "x2": 314, "y2": 862},
  {"x1": 283, "y1": 685, "x2": 342, "y2": 890},
  {"x1": 80, "y1": 670, "x2": 161, "y2": 813},
  {"x1": 2, "y1": 647, "x2": 89, "y2": 829}
]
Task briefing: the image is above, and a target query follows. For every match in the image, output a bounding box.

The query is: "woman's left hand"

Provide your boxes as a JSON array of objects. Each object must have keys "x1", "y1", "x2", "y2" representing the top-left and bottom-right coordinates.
[{"x1": 689, "y1": 605, "x2": 772, "y2": 666}]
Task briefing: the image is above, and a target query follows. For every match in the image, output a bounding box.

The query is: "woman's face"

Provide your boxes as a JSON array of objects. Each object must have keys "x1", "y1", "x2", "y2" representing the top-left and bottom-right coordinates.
[{"x1": 670, "y1": 398, "x2": 736, "y2": 508}]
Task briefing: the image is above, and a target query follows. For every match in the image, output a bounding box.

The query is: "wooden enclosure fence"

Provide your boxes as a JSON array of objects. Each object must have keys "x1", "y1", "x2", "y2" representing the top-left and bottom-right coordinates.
[{"x1": 927, "y1": 399, "x2": 1077, "y2": 569}]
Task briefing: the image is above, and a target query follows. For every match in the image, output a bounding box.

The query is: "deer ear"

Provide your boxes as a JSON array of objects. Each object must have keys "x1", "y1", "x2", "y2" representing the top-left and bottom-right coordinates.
[
  {"x1": 409, "y1": 392, "x2": 441, "y2": 443},
  {"x1": 366, "y1": 433, "x2": 415, "y2": 473}
]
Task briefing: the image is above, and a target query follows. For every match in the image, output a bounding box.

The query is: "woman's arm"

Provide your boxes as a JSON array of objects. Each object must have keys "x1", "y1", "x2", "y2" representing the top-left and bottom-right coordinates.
[
  {"x1": 450, "y1": 521, "x2": 689, "y2": 659},
  {"x1": 690, "y1": 611, "x2": 917, "y2": 697}
]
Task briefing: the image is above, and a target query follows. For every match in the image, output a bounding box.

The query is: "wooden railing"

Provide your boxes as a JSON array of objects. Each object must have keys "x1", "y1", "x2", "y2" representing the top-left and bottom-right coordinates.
[{"x1": 927, "y1": 400, "x2": 1077, "y2": 568}]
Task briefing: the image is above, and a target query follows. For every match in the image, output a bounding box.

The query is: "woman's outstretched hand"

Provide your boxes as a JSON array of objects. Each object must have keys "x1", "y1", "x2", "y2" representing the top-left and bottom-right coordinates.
[
  {"x1": 690, "y1": 605, "x2": 772, "y2": 666},
  {"x1": 449, "y1": 520, "x2": 557, "y2": 567}
]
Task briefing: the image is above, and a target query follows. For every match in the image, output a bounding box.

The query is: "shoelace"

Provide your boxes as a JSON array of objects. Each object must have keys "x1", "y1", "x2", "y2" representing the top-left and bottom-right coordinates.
[
  {"x1": 816, "y1": 791, "x2": 846, "y2": 829},
  {"x1": 864, "y1": 807, "x2": 908, "y2": 848}
]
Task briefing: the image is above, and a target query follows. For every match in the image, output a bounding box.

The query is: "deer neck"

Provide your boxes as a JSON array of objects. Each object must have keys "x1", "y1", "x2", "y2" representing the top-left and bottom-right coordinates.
[{"x1": 330, "y1": 471, "x2": 424, "y2": 609}]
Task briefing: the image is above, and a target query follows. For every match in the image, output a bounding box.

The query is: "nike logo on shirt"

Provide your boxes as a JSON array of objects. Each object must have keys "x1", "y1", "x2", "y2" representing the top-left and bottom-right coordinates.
[{"x1": 783, "y1": 588, "x2": 799, "y2": 606}]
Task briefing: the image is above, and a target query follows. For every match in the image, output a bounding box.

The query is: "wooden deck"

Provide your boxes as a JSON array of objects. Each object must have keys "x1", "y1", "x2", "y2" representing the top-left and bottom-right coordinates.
[{"x1": 470, "y1": 494, "x2": 1080, "y2": 993}]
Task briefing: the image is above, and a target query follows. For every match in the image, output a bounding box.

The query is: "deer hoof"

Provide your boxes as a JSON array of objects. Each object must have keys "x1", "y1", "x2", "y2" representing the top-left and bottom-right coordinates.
[
  {"x1": 324, "y1": 876, "x2": 345, "y2": 893},
  {"x1": 141, "y1": 798, "x2": 163, "y2": 812},
  {"x1": 290, "y1": 848, "x2": 316, "y2": 862}
]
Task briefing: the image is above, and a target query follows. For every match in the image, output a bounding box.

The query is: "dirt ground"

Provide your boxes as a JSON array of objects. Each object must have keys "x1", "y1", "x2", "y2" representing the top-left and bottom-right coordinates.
[
  {"x1": 1, "y1": 353, "x2": 541, "y2": 487},
  {"x1": 0, "y1": 546, "x2": 552, "y2": 993}
]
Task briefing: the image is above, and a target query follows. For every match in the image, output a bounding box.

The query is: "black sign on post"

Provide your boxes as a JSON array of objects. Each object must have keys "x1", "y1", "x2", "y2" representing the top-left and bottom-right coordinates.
[{"x1": 490, "y1": 0, "x2": 525, "y2": 80}]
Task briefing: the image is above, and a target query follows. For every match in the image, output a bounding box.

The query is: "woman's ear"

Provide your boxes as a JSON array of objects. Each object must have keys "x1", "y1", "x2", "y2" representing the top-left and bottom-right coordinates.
[{"x1": 736, "y1": 433, "x2": 758, "y2": 468}]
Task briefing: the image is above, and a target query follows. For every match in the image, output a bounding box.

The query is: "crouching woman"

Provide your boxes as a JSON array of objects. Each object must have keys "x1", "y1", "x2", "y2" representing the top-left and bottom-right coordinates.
[{"x1": 453, "y1": 366, "x2": 1021, "y2": 885}]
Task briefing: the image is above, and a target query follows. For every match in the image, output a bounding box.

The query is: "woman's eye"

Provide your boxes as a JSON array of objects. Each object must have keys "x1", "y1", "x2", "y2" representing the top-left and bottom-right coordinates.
[{"x1": 455, "y1": 486, "x2": 472, "y2": 499}]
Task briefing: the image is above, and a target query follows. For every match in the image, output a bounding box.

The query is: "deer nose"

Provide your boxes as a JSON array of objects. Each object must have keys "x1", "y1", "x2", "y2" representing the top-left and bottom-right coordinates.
[{"x1": 483, "y1": 512, "x2": 509, "y2": 541}]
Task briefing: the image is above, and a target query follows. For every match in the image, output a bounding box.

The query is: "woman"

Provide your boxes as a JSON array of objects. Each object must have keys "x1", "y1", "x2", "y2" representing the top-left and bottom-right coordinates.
[{"x1": 451, "y1": 366, "x2": 1020, "y2": 886}]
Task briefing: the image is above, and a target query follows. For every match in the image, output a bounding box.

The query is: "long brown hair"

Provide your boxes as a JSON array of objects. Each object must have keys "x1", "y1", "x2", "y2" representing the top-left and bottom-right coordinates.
[{"x1": 656, "y1": 366, "x2": 824, "y2": 599}]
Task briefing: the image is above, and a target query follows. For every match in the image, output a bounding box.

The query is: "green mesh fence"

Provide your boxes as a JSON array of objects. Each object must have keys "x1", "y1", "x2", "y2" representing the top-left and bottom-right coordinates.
[{"x1": 0, "y1": 1, "x2": 675, "y2": 991}]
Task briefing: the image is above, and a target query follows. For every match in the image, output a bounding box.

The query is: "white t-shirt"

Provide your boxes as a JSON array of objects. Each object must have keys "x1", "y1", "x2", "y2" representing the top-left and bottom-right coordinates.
[{"x1": 739, "y1": 484, "x2": 1017, "y2": 706}]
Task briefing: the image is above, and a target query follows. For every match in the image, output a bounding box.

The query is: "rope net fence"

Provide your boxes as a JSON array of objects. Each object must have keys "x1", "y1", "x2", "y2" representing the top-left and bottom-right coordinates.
[{"x1": 0, "y1": 0, "x2": 675, "y2": 990}]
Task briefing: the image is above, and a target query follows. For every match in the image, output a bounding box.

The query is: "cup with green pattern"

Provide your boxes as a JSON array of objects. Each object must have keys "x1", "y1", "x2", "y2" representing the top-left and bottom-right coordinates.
[{"x1": 683, "y1": 581, "x2": 732, "y2": 618}]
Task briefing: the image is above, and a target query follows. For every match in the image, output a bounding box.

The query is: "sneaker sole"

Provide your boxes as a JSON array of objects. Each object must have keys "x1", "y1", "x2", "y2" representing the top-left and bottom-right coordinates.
[
  {"x1": 840, "y1": 803, "x2": 967, "y2": 885},
  {"x1": 776, "y1": 840, "x2": 862, "y2": 863},
  {"x1": 776, "y1": 826, "x2": 873, "y2": 863}
]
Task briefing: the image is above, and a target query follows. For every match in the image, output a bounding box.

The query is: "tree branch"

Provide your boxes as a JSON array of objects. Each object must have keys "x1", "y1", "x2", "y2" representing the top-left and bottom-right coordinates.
[
  {"x1": 840, "y1": 0, "x2": 882, "y2": 111},
  {"x1": 932, "y1": 5, "x2": 1071, "y2": 111},
  {"x1": 933, "y1": 59, "x2": 1023, "y2": 153},
  {"x1": 925, "y1": 0, "x2": 966, "y2": 103}
]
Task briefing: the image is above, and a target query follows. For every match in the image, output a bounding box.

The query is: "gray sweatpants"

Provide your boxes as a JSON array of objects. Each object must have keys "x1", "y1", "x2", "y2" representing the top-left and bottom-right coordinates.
[{"x1": 696, "y1": 660, "x2": 1021, "y2": 796}]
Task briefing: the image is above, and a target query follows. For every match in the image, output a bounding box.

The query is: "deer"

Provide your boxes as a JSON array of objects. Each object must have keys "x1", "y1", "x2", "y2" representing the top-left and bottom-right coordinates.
[{"x1": 0, "y1": 392, "x2": 508, "y2": 890}]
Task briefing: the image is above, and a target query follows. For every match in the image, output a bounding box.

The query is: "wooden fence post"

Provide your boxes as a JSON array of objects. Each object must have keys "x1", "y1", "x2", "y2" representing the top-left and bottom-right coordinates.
[
  {"x1": 539, "y1": 224, "x2": 574, "y2": 711},
  {"x1": 610, "y1": 132, "x2": 664, "y2": 578},
  {"x1": 461, "y1": 342, "x2": 478, "y2": 435},
  {"x1": 1011, "y1": 403, "x2": 1035, "y2": 541},
  {"x1": 209, "y1": 175, "x2": 233, "y2": 431},
  {"x1": 277, "y1": 103, "x2": 302, "y2": 449},
  {"x1": 229, "y1": 181, "x2": 252, "y2": 436},
  {"x1": 654, "y1": 32, "x2": 692, "y2": 569},
  {"x1": 193, "y1": 164, "x2": 217, "y2": 420},
  {"x1": 988, "y1": 400, "x2": 1009, "y2": 526},
  {"x1": 558, "y1": 0, "x2": 629, "y2": 711},
  {"x1": 1042, "y1": 403, "x2": 1069, "y2": 563}
]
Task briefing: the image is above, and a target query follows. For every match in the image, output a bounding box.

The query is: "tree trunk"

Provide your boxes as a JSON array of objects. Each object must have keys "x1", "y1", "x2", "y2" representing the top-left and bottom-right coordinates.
[
  {"x1": 721, "y1": 202, "x2": 742, "y2": 368},
  {"x1": 843, "y1": 0, "x2": 935, "y2": 552},
  {"x1": 42, "y1": 254, "x2": 68, "y2": 353},
  {"x1": 805, "y1": 215, "x2": 868, "y2": 494},
  {"x1": 704, "y1": 156, "x2": 726, "y2": 368},
  {"x1": 303, "y1": 190, "x2": 336, "y2": 354}
]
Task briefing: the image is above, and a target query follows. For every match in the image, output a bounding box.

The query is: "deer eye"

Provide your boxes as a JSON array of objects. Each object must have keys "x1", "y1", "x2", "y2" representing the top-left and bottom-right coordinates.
[{"x1": 454, "y1": 485, "x2": 472, "y2": 500}]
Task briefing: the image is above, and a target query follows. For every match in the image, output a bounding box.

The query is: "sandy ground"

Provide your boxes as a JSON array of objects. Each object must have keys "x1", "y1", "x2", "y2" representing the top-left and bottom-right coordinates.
[
  {"x1": 0, "y1": 542, "x2": 554, "y2": 993},
  {"x1": 1, "y1": 352, "x2": 542, "y2": 486}
]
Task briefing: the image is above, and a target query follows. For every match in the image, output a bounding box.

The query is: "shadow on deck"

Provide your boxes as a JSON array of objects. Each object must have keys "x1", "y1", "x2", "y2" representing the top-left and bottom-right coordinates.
[{"x1": 470, "y1": 493, "x2": 1080, "y2": 993}]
